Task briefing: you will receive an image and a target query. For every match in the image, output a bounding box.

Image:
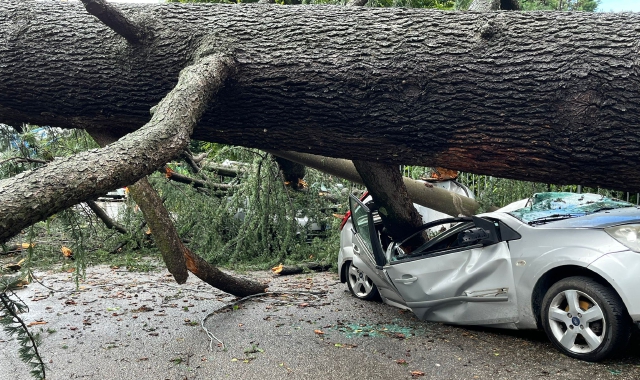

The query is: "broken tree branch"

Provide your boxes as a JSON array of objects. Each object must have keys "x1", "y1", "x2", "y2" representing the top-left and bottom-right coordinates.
[
  {"x1": 200, "y1": 162, "x2": 243, "y2": 178},
  {"x1": 80, "y1": 0, "x2": 146, "y2": 44},
  {"x1": 85, "y1": 200, "x2": 128, "y2": 234},
  {"x1": 266, "y1": 150, "x2": 479, "y2": 217},
  {"x1": 0, "y1": 54, "x2": 235, "y2": 244},
  {"x1": 164, "y1": 166, "x2": 236, "y2": 191},
  {"x1": 128, "y1": 177, "x2": 189, "y2": 284}
]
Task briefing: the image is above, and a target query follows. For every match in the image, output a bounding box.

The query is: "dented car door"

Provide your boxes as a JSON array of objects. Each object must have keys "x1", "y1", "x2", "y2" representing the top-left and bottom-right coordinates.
[{"x1": 385, "y1": 220, "x2": 518, "y2": 326}]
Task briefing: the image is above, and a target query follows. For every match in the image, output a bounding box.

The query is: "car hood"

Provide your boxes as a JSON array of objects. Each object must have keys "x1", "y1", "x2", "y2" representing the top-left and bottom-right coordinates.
[{"x1": 543, "y1": 206, "x2": 640, "y2": 228}]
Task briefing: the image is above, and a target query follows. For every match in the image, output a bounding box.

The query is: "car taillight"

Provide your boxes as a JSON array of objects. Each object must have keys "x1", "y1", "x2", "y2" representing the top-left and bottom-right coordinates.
[{"x1": 339, "y1": 191, "x2": 368, "y2": 231}]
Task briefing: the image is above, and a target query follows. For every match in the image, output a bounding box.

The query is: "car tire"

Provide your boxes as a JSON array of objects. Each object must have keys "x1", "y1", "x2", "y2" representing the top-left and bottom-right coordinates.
[
  {"x1": 541, "y1": 276, "x2": 631, "y2": 362},
  {"x1": 345, "y1": 261, "x2": 380, "y2": 301}
]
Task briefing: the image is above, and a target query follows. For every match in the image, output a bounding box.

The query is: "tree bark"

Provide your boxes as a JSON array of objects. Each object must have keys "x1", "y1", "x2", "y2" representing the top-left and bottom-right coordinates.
[
  {"x1": 128, "y1": 177, "x2": 189, "y2": 284},
  {"x1": 1, "y1": 2, "x2": 640, "y2": 191},
  {"x1": 0, "y1": 53, "x2": 235, "y2": 244},
  {"x1": 267, "y1": 150, "x2": 479, "y2": 216},
  {"x1": 353, "y1": 160, "x2": 427, "y2": 245}
]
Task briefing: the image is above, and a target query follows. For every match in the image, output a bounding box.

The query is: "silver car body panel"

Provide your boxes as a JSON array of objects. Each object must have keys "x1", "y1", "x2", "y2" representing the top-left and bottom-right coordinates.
[
  {"x1": 341, "y1": 191, "x2": 640, "y2": 331},
  {"x1": 384, "y1": 241, "x2": 518, "y2": 326},
  {"x1": 588, "y1": 250, "x2": 640, "y2": 321},
  {"x1": 487, "y1": 213, "x2": 630, "y2": 329},
  {"x1": 338, "y1": 180, "x2": 474, "y2": 283}
]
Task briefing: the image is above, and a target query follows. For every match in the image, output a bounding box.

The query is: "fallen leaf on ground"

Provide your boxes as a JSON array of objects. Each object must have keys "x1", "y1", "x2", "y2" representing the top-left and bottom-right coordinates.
[
  {"x1": 411, "y1": 370, "x2": 425, "y2": 378},
  {"x1": 396, "y1": 359, "x2": 407, "y2": 365},
  {"x1": 314, "y1": 330, "x2": 324, "y2": 335},
  {"x1": 27, "y1": 321, "x2": 47, "y2": 327}
]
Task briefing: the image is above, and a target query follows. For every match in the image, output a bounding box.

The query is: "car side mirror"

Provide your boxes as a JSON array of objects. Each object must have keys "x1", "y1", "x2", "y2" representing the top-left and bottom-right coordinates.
[
  {"x1": 458, "y1": 227, "x2": 489, "y2": 246},
  {"x1": 471, "y1": 216, "x2": 500, "y2": 246}
]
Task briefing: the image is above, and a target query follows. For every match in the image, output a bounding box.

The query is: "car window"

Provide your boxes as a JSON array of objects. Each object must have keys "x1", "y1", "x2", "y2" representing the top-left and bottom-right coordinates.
[
  {"x1": 392, "y1": 221, "x2": 475, "y2": 262},
  {"x1": 349, "y1": 196, "x2": 374, "y2": 253}
]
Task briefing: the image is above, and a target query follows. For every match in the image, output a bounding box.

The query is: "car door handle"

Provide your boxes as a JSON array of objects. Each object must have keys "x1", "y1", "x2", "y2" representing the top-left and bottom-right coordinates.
[
  {"x1": 395, "y1": 276, "x2": 417, "y2": 285},
  {"x1": 353, "y1": 245, "x2": 360, "y2": 253}
]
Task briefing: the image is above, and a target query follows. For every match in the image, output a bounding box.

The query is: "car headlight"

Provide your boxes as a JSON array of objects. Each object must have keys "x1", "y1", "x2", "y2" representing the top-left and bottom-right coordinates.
[{"x1": 605, "y1": 224, "x2": 640, "y2": 252}]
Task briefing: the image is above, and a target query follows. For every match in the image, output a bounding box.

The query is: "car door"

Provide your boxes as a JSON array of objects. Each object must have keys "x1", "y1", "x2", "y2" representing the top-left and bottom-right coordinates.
[
  {"x1": 384, "y1": 218, "x2": 519, "y2": 326},
  {"x1": 348, "y1": 195, "x2": 404, "y2": 305}
]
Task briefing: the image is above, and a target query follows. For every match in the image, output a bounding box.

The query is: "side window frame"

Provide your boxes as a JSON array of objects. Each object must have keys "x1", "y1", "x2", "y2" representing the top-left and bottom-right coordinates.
[{"x1": 348, "y1": 194, "x2": 386, "y2": 267}]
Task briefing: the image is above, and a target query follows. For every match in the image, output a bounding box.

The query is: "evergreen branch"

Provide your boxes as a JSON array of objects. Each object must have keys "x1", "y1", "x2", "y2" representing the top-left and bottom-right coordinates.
[{"x1": 0, "y1": 292, "x2": 46, "y2": 379}]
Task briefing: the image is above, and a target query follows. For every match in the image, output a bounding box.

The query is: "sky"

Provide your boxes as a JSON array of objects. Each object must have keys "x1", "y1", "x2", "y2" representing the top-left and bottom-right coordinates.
[{"x1": 598, "y1": 0, "x2": 640, "y2": 12}]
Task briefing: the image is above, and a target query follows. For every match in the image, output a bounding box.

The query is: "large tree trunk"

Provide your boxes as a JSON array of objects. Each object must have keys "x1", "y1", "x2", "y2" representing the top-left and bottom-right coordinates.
[{"x1": 1, "y1": 2, "x2": 640, "y2": 191}]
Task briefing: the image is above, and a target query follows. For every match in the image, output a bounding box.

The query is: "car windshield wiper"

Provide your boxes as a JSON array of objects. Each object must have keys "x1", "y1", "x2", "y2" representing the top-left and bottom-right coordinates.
[{"x1": 528, "y1": 214, "x2": 584, "y2": 226}]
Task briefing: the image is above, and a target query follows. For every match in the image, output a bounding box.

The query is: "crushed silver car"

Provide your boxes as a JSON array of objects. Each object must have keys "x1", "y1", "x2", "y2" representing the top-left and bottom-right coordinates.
[{"x1": 338, "y1": 191, "x2": 640, "y2": 361}]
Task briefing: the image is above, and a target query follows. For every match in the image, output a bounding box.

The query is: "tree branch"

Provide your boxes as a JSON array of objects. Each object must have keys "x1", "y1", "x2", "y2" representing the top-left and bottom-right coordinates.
[
  {"x1": 0, "y1": 54, "x2": 236, "y2": 244},
  {"x1": 164, "y1": 166, "x2": 236, "y2": 190},
  {"x1": 85, "y1": 200, "x2": 128, "y2": 234},
  {"x1": 127, "y1": 177, "x2": 266, "y2": 295},
  {"x1": 128, "y1": 177, "x2": 189, "y2": 284},
  {"x1": 80, "y1": 0, "x2": 146, "y2": 44},
  {"x1": 267, "y1": 150, "x2": 479, "y2": 217}
]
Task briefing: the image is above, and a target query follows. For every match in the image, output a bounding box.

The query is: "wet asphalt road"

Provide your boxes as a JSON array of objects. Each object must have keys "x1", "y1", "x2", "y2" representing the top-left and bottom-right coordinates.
[{"x1": 1, "y1": 265, "x2": 640, "y2": 380}]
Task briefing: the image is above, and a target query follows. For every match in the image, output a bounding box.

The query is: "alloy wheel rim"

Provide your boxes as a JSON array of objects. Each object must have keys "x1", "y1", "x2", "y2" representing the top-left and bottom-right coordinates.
[
  {"x1": 348, "y1": 263, "x2": 374, "y2": 298},
  {"x1": 548, "y1": 289, "x2": 606, "y2": 354}
]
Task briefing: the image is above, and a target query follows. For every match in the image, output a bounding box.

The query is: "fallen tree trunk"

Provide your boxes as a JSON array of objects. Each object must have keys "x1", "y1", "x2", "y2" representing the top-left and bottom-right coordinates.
[
  {"x1": 1, "y1": 2, "x2": 640, "y2": 191},
  {"x1": 268, "y1": 150, "x2": 479, "y2": 216}
]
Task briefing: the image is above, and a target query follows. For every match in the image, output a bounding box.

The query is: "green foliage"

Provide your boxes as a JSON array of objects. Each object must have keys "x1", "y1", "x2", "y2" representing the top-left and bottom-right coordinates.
[
  {"x1": 0, "y1": 281, "x2": 46, "y2": 380},
  {"x1": 153, "y1": 146, "x2": 345, "y2": 268},
  {"x1": 519, "y1": 0, "x2": 600, "y2": 11}
]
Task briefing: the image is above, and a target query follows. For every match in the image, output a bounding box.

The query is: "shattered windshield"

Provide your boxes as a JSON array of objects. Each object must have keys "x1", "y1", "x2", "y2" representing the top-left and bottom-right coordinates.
[{"x1": 508, "y1": 192, "x2": 635, "y2": 225}]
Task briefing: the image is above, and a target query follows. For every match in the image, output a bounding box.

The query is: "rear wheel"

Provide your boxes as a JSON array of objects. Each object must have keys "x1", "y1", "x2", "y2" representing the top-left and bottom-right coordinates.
[
  {"x1": 541, "y1": 276, "x2": 631, "y2": 361},
  {"x1": 346, "y1": 261, "x2": 379, "y2": 301}
]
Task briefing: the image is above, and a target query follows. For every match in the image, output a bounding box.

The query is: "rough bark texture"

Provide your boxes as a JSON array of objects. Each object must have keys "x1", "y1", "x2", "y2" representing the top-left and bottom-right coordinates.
[
  {"x1": 2, "y1": 2, "x2": 640, "y2": 191},
  {"x1": 183, "y1": 248, "x2": 268, "y2": 297},
  {"x1": 128, "y1": 178, "x2": 189, "y2": 284},
  {"x1": 80, "y1": 0, "x2": 146, "y2": 44},
  {"x1": 267, "y1": 150, "x2": 479, "y2": 216},
  {"x1": 0, "y1": 54, "x2": 235, "y2": 244},
  {"x1": 353, "y1": 160, "x2": 427, "y2": 245}
]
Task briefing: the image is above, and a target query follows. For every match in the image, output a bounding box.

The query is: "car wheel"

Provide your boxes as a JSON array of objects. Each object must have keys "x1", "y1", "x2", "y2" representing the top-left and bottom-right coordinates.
[
  {"x1": 346, "y1": 261, "x2": 379, "y2": 301},
  {"x1": 541, "y1": 276, "x2": 631, "y2": 361}
]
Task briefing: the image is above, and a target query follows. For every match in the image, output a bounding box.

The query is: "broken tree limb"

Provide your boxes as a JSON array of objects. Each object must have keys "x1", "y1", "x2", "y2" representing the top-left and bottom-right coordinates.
[
  {"x1": 200, "y1": 162, "x2": 244, "y2": 178},
  {"x1": 90, "y1": 135, "x2": 265, "y2": 295},
  {"x1": 85, "y1": 200, "x2": 128, "y2": 234},
  {"x1": 271, "y1": 262, "x2": 333, "y2": 276},
  {"x1": 0, "y1": 53, "x2": 235, "y2": 244},
  {"x1": 80, "y1": 0, "x2": 146, "y2": 44},
  {"x1": 266, "y1": 150, "x2": 479, "y2": 217},
  {"x1": 128, "y1": 177, "x2": 189, "y2": 284},
  {"x1": 164, "y1": 166, "x2": 236, "y2": 191}
]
